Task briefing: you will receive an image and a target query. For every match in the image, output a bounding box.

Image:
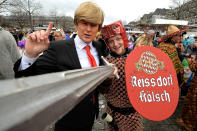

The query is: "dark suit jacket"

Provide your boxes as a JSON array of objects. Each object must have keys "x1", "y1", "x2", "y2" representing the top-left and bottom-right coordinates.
[{"x1": 14, "y1": 38, "x2": 107, "y2": 129}]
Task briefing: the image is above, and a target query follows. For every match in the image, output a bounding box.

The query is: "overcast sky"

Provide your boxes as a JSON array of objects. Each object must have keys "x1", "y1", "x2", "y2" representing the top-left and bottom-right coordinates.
[{"x1": 39, "y1": 0, "x2": 172, "y2": 25}]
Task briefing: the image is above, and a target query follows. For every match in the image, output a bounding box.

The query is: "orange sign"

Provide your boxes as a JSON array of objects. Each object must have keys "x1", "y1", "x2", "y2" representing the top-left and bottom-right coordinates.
[{"x1": 125, "y1": 46, "x2": 179, "y2": 121}]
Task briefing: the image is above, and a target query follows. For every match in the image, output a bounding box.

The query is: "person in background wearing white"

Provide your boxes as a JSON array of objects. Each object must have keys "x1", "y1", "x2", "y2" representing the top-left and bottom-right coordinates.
[{"x1": 0, "y1": 27, "x2": 21, "y2": 80}]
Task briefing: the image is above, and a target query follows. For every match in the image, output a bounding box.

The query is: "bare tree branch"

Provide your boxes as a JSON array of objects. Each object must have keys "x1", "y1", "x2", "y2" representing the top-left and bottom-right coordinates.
[
  {"x1": 169, "y1": 0, "x2": 191, "y2": 19},
  {"x1": 8, "y1": 0, "x2": 42, "y2": 28},
  {"x1": 0, "y1": 0, "x2": 8, "y2": 6}
]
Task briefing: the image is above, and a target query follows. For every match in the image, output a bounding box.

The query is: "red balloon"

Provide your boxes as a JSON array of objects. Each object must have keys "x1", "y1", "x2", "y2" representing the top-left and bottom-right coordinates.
[{"x1": 125, "y1": 46, "x2": 179, "y2": 121}]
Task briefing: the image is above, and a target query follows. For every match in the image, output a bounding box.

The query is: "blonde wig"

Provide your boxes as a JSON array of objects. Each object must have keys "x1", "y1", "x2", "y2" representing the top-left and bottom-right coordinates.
[{"x1": 74, "y1": 1, "x2": 104, "y2": 30}]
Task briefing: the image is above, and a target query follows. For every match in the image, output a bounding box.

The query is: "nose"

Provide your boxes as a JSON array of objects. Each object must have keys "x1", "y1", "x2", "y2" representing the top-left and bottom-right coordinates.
[
  {"x1": 87, "y1": 24, "x2": 92, "y2": 32},
  {"x1": 114, "y1": 39, "x2": 119, "y2": 46}
]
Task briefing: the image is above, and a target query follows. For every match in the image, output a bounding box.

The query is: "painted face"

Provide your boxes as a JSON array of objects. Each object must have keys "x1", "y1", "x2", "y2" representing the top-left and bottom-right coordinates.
[
  {"x1": 76, "y1": 20, "x2": 99, "y2": 44},
  {"x1": 108, "y1": 34, "x2": 126, "y2": 55}
]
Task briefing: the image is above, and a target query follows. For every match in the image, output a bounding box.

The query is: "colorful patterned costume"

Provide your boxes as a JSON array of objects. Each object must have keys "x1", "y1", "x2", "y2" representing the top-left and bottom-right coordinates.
[
  {"x1": 158, "y1": 43, "x2": 184, "y2": 86},
  {"x1": 158, "y1": 43, "x2": 183, "y2": 75},
  {"x1": 100, "y1": 49, "x2": 143, "y2": 131}
]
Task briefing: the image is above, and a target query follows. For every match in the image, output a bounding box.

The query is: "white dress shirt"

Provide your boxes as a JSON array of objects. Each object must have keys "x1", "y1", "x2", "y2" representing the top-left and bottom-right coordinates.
[
  {"x1": 19, "y1": 35, "x2": 99, "y2": 70},
  {"x1": 19, "y1": 53, "x2": 37, "y2": 70},
  {"x1": 74, "y1": 35, "x2": 99, "y2": 69}
]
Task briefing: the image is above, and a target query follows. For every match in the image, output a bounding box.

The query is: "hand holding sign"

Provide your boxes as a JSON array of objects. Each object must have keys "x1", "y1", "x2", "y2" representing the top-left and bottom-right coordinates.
[
  {"x1": 25, "y1": 22, "x2": 53, "y2": 58},
  {"x1": 125, "y1": 46, "x2": 179, "y2": 121}
]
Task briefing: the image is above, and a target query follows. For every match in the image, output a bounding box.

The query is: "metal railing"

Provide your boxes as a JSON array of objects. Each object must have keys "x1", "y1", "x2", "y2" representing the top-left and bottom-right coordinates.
[{"x1": 0, "y1": 66, "x2": 114, "y2": 131}]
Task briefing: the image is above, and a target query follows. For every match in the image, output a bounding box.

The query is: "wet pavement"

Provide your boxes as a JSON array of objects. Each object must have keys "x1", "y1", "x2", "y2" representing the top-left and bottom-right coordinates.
[{"x1": 92, "y1": 94, "x2": 190, "y2": 131}]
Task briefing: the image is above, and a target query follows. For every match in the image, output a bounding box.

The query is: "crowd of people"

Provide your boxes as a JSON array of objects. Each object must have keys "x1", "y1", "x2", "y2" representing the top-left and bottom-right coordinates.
[
  {"x1": 0, "y1": 1, "x2": 196, "y2": 131},
  {"x1": 6, "y1": 27, "x2": 72, "y2": 55}
]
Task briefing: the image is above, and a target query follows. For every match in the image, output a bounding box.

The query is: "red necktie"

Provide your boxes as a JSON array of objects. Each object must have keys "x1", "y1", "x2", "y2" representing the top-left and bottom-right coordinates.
[
  {"x1": 84, "y1": 46, "x2": 97, "y2": 67},
  {"x1": 84, "y1": 45, "x2": 97, "y2": 104}
]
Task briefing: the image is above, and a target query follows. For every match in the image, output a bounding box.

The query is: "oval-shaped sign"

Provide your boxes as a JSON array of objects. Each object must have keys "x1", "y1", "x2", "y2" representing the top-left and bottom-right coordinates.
[{"x1": 125, "y1": 46, "x2": 179, "y2": 121}]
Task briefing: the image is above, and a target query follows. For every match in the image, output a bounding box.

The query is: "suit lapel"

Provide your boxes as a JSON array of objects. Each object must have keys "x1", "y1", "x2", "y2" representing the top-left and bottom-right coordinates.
[
  {"x1": 92, "y1": 41, "x2": 103, "y2": 66},
  {"x1": 65, "y1": 39, "x2": 103, "y2": 68},
  {"x1": 67, "y1": 39, "x2": 82, "y2": 69}
]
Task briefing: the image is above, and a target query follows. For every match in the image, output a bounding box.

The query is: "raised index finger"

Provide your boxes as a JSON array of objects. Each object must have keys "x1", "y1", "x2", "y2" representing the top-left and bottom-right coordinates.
[{"x1": 46, "y1": 22, "x2": 53, "y2": 36}]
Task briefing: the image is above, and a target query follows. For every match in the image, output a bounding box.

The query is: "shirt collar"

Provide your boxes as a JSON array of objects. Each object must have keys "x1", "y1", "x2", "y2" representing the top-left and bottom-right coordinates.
[{"x1": 75, "y1": 35, "x2": 93, "y2": 50}]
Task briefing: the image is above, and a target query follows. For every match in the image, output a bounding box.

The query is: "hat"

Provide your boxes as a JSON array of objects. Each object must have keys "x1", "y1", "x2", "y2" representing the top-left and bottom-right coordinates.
[
  {"x1": 161, "y1": 25, "x2": 189, "y2": 41},
  {"x1": 101, "y1": 20, "x2": 129, "y2": 48}
]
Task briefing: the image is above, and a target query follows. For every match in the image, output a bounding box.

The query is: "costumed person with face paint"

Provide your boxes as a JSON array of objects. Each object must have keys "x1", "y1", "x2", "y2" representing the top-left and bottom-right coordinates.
[{"x1": 100, "y1": 20, "x2": 143, "y2": 131}]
